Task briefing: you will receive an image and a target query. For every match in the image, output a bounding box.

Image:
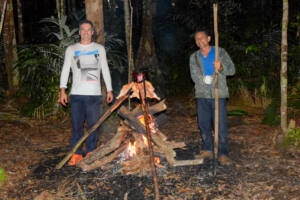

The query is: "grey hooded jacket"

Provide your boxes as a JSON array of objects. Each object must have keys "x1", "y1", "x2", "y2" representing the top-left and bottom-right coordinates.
[{"x1": 189, "y1": 47, "x2": 235, "y2": 99}]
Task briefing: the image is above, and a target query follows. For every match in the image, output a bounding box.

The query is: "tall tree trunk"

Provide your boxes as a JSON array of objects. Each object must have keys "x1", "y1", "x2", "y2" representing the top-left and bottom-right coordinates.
[
  {"x1": 2, "y1": 0, "x2": 18, "y2": 96},
  {"x1": 56, "y1": 0, "x2": 65, "y2": 37},
  {"x1": 280, "y1": 0, "x2": 288, "y2": 135},
  {"x1": 16, "y1": 0, "x2": 24, "y2": 43},
  {"x1": 124, "y1": 0, "x2": 134, "y2": 83},
  {"x1": 135, "y1": 0, "x2": 158, "y2": 71},
  {"x1": 85, "y1": 0, "x2": 105, "y2": 45}
]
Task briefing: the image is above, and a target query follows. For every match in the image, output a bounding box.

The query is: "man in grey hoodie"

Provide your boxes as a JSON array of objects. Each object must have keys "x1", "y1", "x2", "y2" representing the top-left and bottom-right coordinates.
[{"x1": 189, "y1": 30, "x2": 235, "y2": 165}]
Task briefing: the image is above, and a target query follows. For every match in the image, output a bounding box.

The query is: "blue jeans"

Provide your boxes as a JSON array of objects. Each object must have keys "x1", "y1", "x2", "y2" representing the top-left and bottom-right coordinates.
[
  {"x1": 196, "y1": 98, "x2": 229, "y2": 156},
  {"x1": 70, "y1": 95, "x2": 102, "y2": 154}
]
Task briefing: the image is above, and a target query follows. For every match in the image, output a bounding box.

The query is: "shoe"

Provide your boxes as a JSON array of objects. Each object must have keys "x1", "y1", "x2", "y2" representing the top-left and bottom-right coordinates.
[
  {"x1": 68, "y1": 154, "x2": 83, "y2": 166},
  {"x1": 218, "y1": 155, "x2": 232, "y2": 165},
  {"x1": 195, "y1": 151, "x2": 213, "y2": 159},
  {"x1": 85, "y1": 152, "x2": 93, "y2": 157}
]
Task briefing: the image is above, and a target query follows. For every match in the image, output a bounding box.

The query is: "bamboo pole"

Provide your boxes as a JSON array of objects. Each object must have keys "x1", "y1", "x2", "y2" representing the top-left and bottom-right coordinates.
[
  {"x1": 56, "y1": 91, "x2": 131, "y2": 169},
  {"x1": 0, "y1": 0, "x2": 7, "y2": 36},
  {"x1": 213, "y1": 3, "x2": 219, "y2": 176}
]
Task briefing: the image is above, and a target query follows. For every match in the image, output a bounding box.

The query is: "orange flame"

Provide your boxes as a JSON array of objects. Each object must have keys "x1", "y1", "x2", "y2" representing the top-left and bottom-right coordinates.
[
  {"x1": 154, "y1": 157, "x2": 160, "y2": 165},
  {"x1": 137, "y1": 115, "x2": 153, "y2": 126},
  {"x1": 142, "y1": 135, "x2": 148, "y2": 146},
  {"x1": 128, "y1": 141, "x2": 137, "y2": 157}
]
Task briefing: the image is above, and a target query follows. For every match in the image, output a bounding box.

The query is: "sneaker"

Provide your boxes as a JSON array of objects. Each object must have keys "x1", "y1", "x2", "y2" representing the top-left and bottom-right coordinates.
[
  {"x1": 85, "y1": 152, "x2": 93, "y2": 157},
  {"x1": 195, "y1": 151, "x2": 213, "y2": 159},
  {"x1": 218, "y1": 155, "x2": 232, "y2": 165},
  {"x1": 68, "y1": 154, "x2": 83, "y2": 166}
]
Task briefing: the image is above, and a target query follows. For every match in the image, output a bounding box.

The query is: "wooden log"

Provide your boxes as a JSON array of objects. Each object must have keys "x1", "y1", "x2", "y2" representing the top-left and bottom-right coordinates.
[
  {"x1": 79, "y1": 125, "x2": 129, "y2": 165},
  {"x1": 79, "y1": 140, "x2": 129, "y2": 171},
  {"x1": 118, "y1": 106, "x2": 146, "y2": 133},
  {"x1": 172, "y1": 159, "x2": 204, "y2": 167},
  {"x1": 131, "y1": 99, "x2": 167, "y2": 117},
  {"x1": 121, "y1": 153, "x2": 151, "y2": 175}
]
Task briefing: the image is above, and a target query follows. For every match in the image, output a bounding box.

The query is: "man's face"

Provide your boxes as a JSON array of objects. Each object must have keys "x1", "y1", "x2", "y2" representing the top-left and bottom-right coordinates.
[
  {"x1": 79, "y1": 23, "x2": 94, "y2": 43},
  {"x1": 195, "y1": 32, "x2": 211, "y2": 49}
]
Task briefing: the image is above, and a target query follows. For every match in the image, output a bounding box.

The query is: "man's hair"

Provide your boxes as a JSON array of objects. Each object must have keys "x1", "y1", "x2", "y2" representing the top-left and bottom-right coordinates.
[
  {"x1": 194, "y1": 30, "x2": 210, "y2": 37},
  {"x1": 79, "y1": 19, "x2": 94, "y2": 30}
]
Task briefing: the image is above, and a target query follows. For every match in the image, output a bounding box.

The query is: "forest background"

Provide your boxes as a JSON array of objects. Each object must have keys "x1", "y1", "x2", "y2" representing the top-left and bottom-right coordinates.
[{"x1": 0, "y1": 0, "x2": 300, "y2": 139}]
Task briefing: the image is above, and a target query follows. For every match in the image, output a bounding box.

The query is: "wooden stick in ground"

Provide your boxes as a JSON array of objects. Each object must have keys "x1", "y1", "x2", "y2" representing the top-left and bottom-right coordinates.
[
  {"x1": 55, "y1": 91, "x2": 131, "y2": 169},
  {"x1": 0, "y1": 0, "x2": 7, "y2": 35},
  {"x1": 213, "y1": 3, "x2": 219, "y2": 177},
  {"x1": 139, "y1": 80, "x2": 160, "y2": 200}
]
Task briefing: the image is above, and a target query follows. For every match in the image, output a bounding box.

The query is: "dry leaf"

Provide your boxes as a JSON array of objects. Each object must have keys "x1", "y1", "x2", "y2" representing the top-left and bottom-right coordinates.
[{"x1": 88, "y1": 184, "x2": 97, "y2": 190}]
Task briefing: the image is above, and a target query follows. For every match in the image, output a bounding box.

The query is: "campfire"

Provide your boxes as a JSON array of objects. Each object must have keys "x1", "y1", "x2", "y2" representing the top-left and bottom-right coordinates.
[{"x1": 76, "y1": 81, "x2": 203, "y2": 175}]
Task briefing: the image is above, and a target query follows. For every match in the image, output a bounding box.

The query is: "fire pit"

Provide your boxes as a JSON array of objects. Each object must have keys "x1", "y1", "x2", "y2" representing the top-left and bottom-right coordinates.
[{"x1": 77, "y1": 81, "x2": 203, "y2": 175}]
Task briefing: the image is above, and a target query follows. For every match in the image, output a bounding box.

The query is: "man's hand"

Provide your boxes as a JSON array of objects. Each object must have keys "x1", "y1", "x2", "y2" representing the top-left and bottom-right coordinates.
[
  {"x1": 106, "y1": 91, "x2": 113, "y2": 104},
  {"x1": 213, "y1": 60, "x2": 223, "y2": 72},
  {"x1": 59, "y1": 88, "x2": 68, "y2": 106}
]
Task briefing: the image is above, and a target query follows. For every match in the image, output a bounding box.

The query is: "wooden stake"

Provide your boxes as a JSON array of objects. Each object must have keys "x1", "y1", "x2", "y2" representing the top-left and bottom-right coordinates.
[
  {"x1": 55, "y1": 91, "x2": 131, "y2": 169},
  {"x1": 139, "y1": 80, "x2": 160, "y2": 200},
  {"x1": 213, "y1": 3, "x2": 219, "y2": 176}
]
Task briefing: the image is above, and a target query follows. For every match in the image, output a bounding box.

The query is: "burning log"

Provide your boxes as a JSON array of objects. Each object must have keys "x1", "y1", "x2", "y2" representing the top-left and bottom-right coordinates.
[
  {"x1": 79, "y1": 140, "x2": 130, "y2": 171},
  {"x1": 79, "y1": 125, "x2": 130, "y2": 165}
]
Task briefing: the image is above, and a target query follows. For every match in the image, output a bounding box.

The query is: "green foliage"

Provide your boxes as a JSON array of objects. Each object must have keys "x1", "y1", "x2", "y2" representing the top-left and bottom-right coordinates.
[
  {"x1": 282, "y1": 128, "x2": 300, "y2": 147},
  {"x1": 0, "y1": 167, "x2": 6, "y2": 183},
  {"x1": 245, "y1": 44, "x2": 260, "y2": 54},
  {"x1": 289, "y1": 85, "x2": 300, "y2": 109},
  {"x1": 261, "y1": 101, "x2": 280, "y2": 126}
]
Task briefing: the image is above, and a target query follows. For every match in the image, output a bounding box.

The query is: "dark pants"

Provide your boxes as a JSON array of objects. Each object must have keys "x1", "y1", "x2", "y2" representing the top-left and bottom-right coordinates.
[
  {"x1": 196, "y1": 98, "x2": 229, "y2": 156},
  {"x1": 70, "y1": 95, "x2": 102, "y2": 154}
]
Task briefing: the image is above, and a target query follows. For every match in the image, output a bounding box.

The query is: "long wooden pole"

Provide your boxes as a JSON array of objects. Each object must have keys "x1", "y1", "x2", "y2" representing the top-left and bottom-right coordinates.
[
  {"x1": 0, "y1": 0, "x2": 7, "y2": 36},
  {"x1": 56, "y1": 91, "x2": 131, "y2": 169},
  {"x1": 139, "y1": 79, "x2": 160, "y2": 200},
  {"x1": 213, "y1": 3, "x2": 219, "y2": 176}
]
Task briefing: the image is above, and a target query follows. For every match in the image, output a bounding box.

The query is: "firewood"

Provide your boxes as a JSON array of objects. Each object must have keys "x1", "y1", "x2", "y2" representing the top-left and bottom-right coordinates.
[
  {"x1": 172, "y1": 159, "x2": 204, "y2": 167},
  {"x1": 80, "y1": 125, "x2": 129, "y2": 164},
  {"x1": 118, "y1": 105, "x2": 187, "y2": 165},
  {"x1": 120, "y1": 153, "x2": 151, "y2": 175},
  {"x1": 79, "y1": 140, "x2": 129, "y2": 171},
  {"x1": 131, "y1": 99, "x2": 167, "y2": 117}
]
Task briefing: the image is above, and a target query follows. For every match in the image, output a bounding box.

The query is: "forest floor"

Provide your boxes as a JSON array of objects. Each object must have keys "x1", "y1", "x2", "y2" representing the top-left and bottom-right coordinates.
[{"x1": 0, "y1": 97, "x2": 300, "y2": 200}]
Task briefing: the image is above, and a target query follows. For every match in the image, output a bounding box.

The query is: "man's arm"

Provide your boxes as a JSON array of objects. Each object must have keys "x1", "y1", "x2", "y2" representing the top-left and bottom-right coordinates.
[
  {"x1": 59, "y1": 47, "x2": 72, "y2": 106},
  {"x1": 218, "y1": 48, "x2": 235, "y2": 76},
  {"x1": 100, "y1": 46, "x2": 113, "y2": 103},
  {"x1": 189, "y1": 53, "x2": 205, "y2": 85},
  {"x1": 59, "y1": 88, "x2": 68, "y2": 106}
]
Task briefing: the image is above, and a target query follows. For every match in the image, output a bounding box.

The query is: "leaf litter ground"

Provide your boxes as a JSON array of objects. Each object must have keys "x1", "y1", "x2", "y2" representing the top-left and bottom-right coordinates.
[{"x1": 0, "y1": 98, "x2": 299, "y2": 200}]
